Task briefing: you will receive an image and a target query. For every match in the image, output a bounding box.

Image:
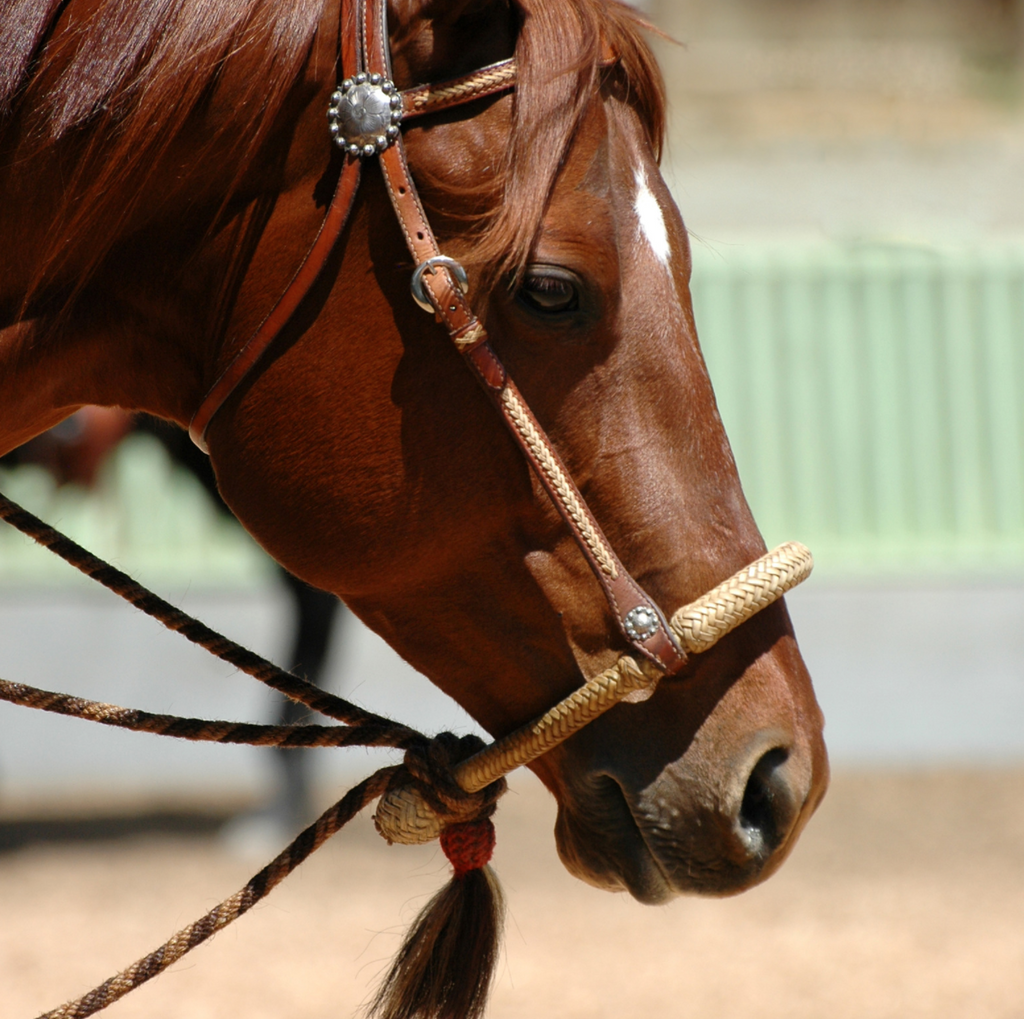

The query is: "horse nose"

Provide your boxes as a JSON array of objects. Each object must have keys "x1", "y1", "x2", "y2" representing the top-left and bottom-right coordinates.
[{"x1": 733, "y1": 745, "x2": 807, "y2": 862}]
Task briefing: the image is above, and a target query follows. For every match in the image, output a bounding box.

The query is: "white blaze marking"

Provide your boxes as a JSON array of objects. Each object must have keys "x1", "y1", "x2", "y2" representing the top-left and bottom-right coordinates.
[{"x1": 634, "y1": 168, "x2": 671, "y2": 268}]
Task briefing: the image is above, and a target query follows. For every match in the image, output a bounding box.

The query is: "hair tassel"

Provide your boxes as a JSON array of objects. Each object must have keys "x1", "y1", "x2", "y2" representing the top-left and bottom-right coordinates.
[{"x1": 369, "y1": 818, "x2": 505, "y2": 1019}]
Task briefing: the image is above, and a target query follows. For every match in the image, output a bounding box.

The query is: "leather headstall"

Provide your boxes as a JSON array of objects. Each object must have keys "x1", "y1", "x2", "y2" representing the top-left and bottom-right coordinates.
[{"x1": 189, "y1": 0, "x2": 687, "y2": 676}]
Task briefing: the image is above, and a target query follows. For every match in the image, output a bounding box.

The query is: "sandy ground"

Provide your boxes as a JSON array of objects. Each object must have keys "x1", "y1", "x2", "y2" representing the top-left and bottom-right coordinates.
[{"x1": 2, "y1": 768, "x2": 1023, "y2": 1019}]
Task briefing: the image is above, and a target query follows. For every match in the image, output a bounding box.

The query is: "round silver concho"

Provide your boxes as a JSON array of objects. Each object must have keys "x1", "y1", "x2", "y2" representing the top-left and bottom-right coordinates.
[
  {"x1": 623, "y1": 606, "x2": 661, "y2": 643},
  {"x1": 327, "y1": 73, "x2": 403, "y2": 158}
]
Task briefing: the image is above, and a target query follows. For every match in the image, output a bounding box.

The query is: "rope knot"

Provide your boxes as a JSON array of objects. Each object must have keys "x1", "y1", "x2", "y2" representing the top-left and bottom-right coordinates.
[
  {"x1": 440, "y1": 818, "x2": 496, "y2": 878},
  {"x1": 374, "y1": 732, "x2": 506, "y2": 846}
]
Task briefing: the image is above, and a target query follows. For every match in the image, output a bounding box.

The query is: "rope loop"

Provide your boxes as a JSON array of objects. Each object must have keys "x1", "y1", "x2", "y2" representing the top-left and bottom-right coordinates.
[{"x1": 375, "y1": 732, "x2": 507, "y2": 846}]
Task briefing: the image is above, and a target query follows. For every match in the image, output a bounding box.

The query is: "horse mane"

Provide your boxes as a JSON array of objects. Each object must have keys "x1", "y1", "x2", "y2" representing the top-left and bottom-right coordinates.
[{"x1": 0, "y1": 0, "x2": 666, "y2": 308}]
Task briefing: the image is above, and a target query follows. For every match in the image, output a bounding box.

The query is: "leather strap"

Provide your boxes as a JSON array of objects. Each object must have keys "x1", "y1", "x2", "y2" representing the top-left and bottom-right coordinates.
[
  {"x1": 401, "y1": 59, "x2": 517, "y2": 121},
  {"x1": 188, "y1": 39, "x2": 518, "y2": 454},
  {"x1": 188, "y1": 158, "x2": 361, "y2": 452},
  {"x1": 364, "y1": 0, "x2": 685, "y2": 674},
  {"x1": 189, "y1": 0, "x2": 364, "y2": 453},
  {"x1": 190, "y1": 0, "x2": 685, "y2": 674}
]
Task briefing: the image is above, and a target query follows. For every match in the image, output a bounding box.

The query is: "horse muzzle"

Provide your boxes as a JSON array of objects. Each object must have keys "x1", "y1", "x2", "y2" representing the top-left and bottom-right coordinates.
[
  {"x1": 553, "y1": 735, "x2": 826, "y2": 902},
  {"x1": 546, "y1": 624, "x2": 830, "y2": 903}
]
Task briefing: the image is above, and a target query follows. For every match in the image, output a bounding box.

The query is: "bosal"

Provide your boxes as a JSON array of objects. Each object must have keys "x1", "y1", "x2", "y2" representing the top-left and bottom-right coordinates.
[{"x1": 0, "y1": 0, "x2": 813, "y2": 1016}]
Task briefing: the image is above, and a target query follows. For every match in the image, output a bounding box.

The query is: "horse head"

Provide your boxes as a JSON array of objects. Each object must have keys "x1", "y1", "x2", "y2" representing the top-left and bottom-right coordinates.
[
  {"x1": 0, "y1": 0, "x2": 828, "y2": 903},
  {"x1": 205, "y1": 0, "x2": 828, "y2": 902}
]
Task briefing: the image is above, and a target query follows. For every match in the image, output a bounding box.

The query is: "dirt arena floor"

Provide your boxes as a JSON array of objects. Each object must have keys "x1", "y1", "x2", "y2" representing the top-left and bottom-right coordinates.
[{"x1": 2, "y1": 768, "x2": 1023, "y2": 1019}]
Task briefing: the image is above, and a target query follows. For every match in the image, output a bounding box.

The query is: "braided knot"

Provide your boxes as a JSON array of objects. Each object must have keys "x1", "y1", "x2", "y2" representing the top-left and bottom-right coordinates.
[
  {"x1": 374, "y1": 732, "x2": 507, "y2": 847},
  {"x1": 440, "y1": 818, "x2": 496, "y2": 877}
]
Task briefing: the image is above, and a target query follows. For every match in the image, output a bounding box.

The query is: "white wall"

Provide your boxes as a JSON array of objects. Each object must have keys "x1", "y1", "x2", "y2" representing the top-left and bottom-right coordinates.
[{"x1": 2, "y1": 579, "x2": 1022, "y2": 806}]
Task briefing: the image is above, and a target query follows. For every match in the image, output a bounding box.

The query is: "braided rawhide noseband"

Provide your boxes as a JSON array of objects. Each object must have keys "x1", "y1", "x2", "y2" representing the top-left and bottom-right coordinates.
[{"x1": 0, "y1": 490, "x2": 811, "y2": 1018}]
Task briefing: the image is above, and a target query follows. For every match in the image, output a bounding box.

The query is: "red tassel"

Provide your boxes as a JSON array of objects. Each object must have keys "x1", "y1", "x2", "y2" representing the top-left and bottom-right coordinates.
[{"x1": 440, "y1": 819, "x2": 495, "y2": 878}]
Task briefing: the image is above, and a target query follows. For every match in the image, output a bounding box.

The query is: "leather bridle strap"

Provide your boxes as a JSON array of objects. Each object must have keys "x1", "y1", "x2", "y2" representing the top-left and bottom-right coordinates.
[
  {"x1": 362, "y1": 0, "x2": 686, "y2": 674},
  {"x1": 188, "y1": 0, "x2": 361, "y2": 454},
  {"x1": 188, "y1": 57, "x2": 518, "y2": 452},
  {"x1": 188, "y1": 158, "x2": 362, "y2": 453},
  {"x1": 191, "y1": 0, "x2": 685, "y2": 674},
  {"x1": 401, "y1": 58, "x2": 517, "y2": 119}
]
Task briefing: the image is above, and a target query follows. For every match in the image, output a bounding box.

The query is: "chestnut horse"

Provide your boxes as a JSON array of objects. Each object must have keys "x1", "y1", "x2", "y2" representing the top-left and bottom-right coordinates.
[{"x1": 0, "y1": 0, "x2": 828, "y2": 902}]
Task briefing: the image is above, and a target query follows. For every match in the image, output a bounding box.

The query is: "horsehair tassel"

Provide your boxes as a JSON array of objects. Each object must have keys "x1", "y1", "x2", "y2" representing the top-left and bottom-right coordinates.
[
  {"x1": 365, "y1": 733, "x2": 507, "y2": 1019},
  {"x1": 369, "y1": 817, "x2": 504, "y2": 1019}
]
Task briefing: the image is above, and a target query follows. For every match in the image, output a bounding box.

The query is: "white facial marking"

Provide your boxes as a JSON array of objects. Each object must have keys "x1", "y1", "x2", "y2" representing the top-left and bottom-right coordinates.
[{"x1": 634, "y1": 167, "x2": 671, "y2": 268}]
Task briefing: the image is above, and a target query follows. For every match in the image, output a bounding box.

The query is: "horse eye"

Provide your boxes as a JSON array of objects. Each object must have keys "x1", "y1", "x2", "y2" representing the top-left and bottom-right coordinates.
[{"x1": 516, "y1": 271, "x2": 580, "y2": 315}]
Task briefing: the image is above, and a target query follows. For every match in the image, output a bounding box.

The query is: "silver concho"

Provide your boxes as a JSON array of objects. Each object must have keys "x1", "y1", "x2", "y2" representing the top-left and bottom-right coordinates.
[
  {"x1": 327, "y1": 72, "x2": 403, "y2": 158},
  {"x1": 623, "y1": 606, "x2": 661, "y2": 643}
]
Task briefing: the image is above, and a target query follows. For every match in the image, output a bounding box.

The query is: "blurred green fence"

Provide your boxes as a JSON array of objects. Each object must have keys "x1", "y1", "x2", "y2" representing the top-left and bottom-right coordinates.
[
  {"x1": 691, "y1": 241, "x2": 1024, "y2": 575},
  {"x1": 0, "y1": 434, "x2": 272, "y2": 589}
]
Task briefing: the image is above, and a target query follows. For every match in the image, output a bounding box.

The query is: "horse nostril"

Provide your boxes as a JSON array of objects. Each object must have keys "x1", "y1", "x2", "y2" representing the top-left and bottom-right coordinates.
[{"x1": 737, "y1": 747, "x2": 797, "y2": 859}]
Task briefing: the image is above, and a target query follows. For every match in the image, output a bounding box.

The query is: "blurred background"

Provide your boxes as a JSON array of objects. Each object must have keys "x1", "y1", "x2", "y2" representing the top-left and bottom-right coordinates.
[
  {"x1": 650, "y1": 0, "x2": 1024, "y2": 767},
  {"x1": 2, "y1": 2, "x2": 1023, "y2": 1016}
]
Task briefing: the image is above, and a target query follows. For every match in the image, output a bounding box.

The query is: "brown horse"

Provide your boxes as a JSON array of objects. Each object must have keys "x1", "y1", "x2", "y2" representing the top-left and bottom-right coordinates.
[{"x1": 0, "y1": 0, "x2": 828, "y2": 903}]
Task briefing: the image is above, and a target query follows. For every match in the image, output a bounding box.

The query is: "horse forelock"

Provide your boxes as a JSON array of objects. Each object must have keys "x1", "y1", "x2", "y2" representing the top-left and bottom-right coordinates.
[{"x1": 472, "y1": 0, "x2": 667, "y2": 291}]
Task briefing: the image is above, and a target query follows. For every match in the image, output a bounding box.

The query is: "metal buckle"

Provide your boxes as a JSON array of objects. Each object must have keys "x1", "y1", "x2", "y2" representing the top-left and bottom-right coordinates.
[{"x1": 410, "y1": 256, "x2": 469, "y2": 313}]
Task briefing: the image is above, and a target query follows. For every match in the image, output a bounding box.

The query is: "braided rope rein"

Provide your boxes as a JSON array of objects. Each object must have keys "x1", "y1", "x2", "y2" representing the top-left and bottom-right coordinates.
[
  {"x1": 37, "y1": 771, "x2": 396, "y2": 1019},
  {"x1": 0, "y1": 678, "x2": 424, "y2": 750},
  {"x1": 0, "y1": 489, "x2": 811, "y2": 1017},
  {"x1": 0, "y1": 493, "x2": 412, "y2": 734}
]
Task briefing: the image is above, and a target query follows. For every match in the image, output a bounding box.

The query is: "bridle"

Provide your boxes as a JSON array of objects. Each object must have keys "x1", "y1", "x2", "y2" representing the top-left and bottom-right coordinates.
[
  {"x1": 0, "y1": 6, "x2": 816, "y2": 1007},
  {"x1": 0, "y1": 0, "x2": 812, "y2": 844},
  {"x1": 189, "y1": 0, "x2": 689, "y2": 676}
]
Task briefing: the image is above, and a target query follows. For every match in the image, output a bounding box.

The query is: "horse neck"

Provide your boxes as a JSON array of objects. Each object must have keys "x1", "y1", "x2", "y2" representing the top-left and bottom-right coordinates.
[
  {"x1": 0, "y1": 0, "x2": 348, "y2": 456},
  {"x1": 0, "y1": 0, "x2": 525, "y2": 458},
  {"x1": 0, "y1": 215, "x2": 266, "y2": 455}
]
